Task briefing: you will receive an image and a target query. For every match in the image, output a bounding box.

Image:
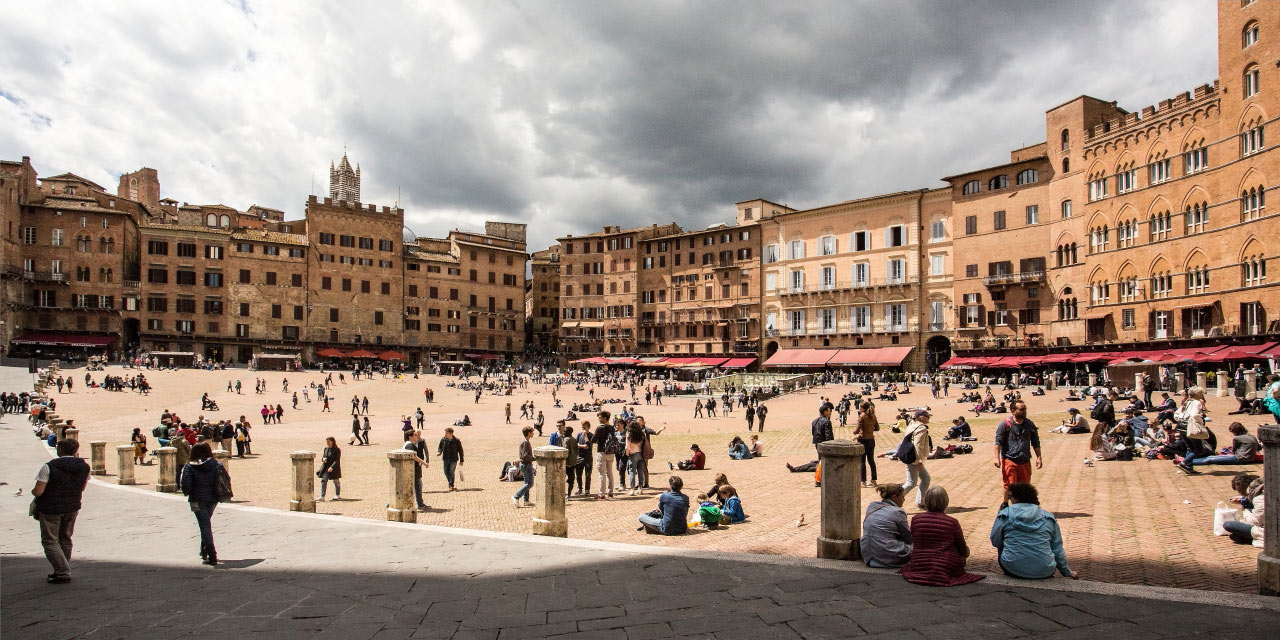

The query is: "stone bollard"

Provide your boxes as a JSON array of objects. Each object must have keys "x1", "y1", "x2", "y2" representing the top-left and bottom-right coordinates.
[
  {"x1": 90, "y1": 441, "x2": 107, "y2": 475},
  {"x1": 62, "y1": 427, "x2": 78, "y2": 442},
  {"x1": 290, "y1": 451, "x2": 316, "y2": 512},
  {"x1": 1257, "y1": 425, "x2": 1280, "y2": 596},
  {"x1": 155, "y1": 447, "x2": 178, "y2": 492},
  {"x1": 116, "y1": 445, "x2": 137, "y2": 485},
  {"x1": 1245, "y1": 369, "x2": 1258, "y2": 395},
  {"x1": 1217, "y1": 370, "x2": 1230, "y2": 397},
  {"x1": 532, "y1": 446, "x2": 569, "y2": 537},
  {"x1": 1196, "y1": 371, "x2": 1208, "y2": 391},
  {"x1": 387, "y1": 449, "x2": 417, "y2": 523},
  {"x1": 1088, "y1": 373, "x2": 1098, "y2": 387},
  {"x1": 815, "y1": 439, "x2": 866, "y2": 560},
  {"x1": 1175, "y1": 372, "x2": 1186, "y2": 392},
  {"x1": 1134, "y1": 373, "x2": 1144, "y2": 396},
  {"x1": 213, "y1": 449, "x2": 230, "y2": 471}
]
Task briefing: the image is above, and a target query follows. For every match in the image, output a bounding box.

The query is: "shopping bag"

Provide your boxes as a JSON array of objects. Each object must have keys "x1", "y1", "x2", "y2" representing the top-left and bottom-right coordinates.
[
  {"x1": 457, "y1": 464, "x2": 465, "y2": 484},
  {"x1": 1213, "y1": 501, "x2": 1238, "y2": 536}
]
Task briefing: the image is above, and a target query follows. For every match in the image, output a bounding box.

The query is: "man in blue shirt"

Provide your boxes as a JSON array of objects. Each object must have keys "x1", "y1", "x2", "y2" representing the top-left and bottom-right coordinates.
[{"x1": 638, "y1": 475, "x2": 689, "y2": 535}]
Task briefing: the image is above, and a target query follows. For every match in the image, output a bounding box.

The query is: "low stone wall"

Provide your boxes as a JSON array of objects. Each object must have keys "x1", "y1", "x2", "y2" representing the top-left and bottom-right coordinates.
[{"x1": 706, "y1": 372, "x2": 817, "y2": 394}]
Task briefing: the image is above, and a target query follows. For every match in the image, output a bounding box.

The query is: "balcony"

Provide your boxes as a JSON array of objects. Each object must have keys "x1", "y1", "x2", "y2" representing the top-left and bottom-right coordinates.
[
  {"x1": 31, "y1": 271, "x2": 66, "y2": 283},
  {"x1": 777, "y1": 277, "x2": 913, "y2": 296},
  {"x1": 982, "y1": 271, "x2": 1045, "y2": 287},
  {"x1": 771, "y1": 319, "x2": 919, "y2": 337},
  {"x1": 123, "y1": 280, "x2": 141, "y2": 288}
]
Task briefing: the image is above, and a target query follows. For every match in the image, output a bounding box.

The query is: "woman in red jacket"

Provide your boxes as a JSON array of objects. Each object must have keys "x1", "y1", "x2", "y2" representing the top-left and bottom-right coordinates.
[{"x1": 899, "y1": 487, "x2": 984, "y2": 586}]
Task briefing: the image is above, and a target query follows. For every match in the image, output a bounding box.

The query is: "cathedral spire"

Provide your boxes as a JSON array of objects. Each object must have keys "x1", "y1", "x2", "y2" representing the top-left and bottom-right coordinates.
[{"x1": 328, "y1": 152, "x2": 361, "y2": 203}]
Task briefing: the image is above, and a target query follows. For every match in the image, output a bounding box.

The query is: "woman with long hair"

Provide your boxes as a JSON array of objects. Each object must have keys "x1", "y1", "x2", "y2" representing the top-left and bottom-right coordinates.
[
  {"x1": 131, "y1": 427, "x2": 148, "y2": 465},
  {"x1": 857, "y1": 402, "x2": 879, "y2": 487},
  {"x1": 318, "y1": 437, "x2": 342, "y2": 501},
  {"x1": 179, "y1": 443, "x2": 227, "y2": 566}
]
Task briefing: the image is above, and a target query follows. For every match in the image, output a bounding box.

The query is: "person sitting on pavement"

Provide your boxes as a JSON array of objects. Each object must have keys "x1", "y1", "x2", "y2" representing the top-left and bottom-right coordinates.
[
  {"x1": 638, "y1": 475, "x2": 689, "y2": 535},
  {"x1": 1153, "y1": 392, "x2": 1177, "y2": 424},
  {"x1": 900, "y1": 487, "x2": 985, "y2": 587},
  {"x1": 990, "y1": 483, "x2": 1078, "y2": 580},
  {"x1": 1049, "y1": 407, "x2": 1090, "y2": 434},
  {"x1": 748, "y1": 435, "x2": 763, "y2": 457},
  {"x1": 944, "y1": 417, "x2": 971, "y2": 440},
  {"x1": 718, "y1": 484, "x2": 747, "y2": 523},
  {"x1": 860, "y1": 483, "x2": 912, "y2": 568},
  {"x1": 1183, "y1": 422, "x2": 1260, "y2": 467},
  {"x1": 728, "y1": 436, "x2": 752, "y2": 460},
  {"x1": 672, "y1": 444, "x2": 705, "y2": 471},
  {"x1": 1222, "y1": 473, "x2": 1265, "y2": 547}
]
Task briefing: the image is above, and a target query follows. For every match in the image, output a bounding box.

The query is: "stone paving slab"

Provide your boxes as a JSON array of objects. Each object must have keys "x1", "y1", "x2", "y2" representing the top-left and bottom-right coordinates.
[{"x1": 3, "y1": 399, "x2": 1279, "y2": 639}]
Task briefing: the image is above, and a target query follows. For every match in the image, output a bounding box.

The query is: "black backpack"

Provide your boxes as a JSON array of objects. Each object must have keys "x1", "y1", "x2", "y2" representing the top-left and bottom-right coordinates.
[
  {"x1": 894, "y1": 431, "x2": 917, "y2": 464},
  {"x1": 605, "y1": 431, "x2": 624, "y2": 456}
]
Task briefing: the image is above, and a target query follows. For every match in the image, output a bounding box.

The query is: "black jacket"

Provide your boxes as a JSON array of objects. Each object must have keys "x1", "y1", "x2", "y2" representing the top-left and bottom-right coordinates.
[
  {"x1": 320, "y1": 446, "x2": 342, "y2": 479},
  {"x1": 811, "y1": 415, "x2": 834, "y2": 444},
  {"x1": 181, "y1": 458, "x2": 221, "y2": 503},
  {"x1": 437, "y1": 436, "x2": 464, "y2": 463},
  {"x1": 36, "y1": 456, "x2": 90, "y2": 515}
]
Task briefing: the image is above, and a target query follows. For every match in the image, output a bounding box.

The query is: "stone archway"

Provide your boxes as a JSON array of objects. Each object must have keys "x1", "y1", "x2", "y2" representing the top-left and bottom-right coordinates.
[
  {"x1": 766, "y1": 341, "x2": 779, "y2": 360},
  {"x1": 925, "y1": 335, "x2": 951, "y2": 371}
]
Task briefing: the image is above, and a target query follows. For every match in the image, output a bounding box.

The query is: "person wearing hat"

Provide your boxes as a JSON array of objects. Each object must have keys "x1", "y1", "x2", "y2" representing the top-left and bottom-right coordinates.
[
  {"x1": 902, "y1": 409, "x2": 933, "y2": 508},
  {"x1": 673, "y1": 444, "x2": 705, "y2": 471}
]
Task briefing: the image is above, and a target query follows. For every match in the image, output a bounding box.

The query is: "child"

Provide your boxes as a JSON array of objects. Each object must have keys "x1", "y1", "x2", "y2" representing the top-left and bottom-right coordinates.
[
  {"x1": 693, "y1": 493, "x2": 723, "y2": 529},
  {"x1": 718, "y1": 485, "x2": 747, "y2": 523}
]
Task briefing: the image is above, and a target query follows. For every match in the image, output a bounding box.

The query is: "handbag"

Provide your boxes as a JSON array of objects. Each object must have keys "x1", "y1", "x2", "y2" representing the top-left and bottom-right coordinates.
[
  {"x1": 1213, "y1": 501, "x2": 1239, "y2": 536},
  {"x1": 1186, "y1": 414, "x2": 1209, "y2": 439},
  {"x1": 215, "y1": 465, "x2": 234, "y2": 502},
  {"x1": 642, "y1": 436, "x2": 654, "y2": 461}
]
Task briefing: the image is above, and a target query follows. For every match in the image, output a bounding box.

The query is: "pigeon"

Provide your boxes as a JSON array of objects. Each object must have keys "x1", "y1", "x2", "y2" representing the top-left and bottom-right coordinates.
[
  {"x1": 796, "y1": 513, "x2": 805, "y2": 528},
  {"x1": 15, "y1": 488, "x2": 23, "y2": 496}
]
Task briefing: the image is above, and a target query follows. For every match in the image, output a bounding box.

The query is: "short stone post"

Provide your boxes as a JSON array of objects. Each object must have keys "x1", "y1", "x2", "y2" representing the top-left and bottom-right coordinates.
[
  {"x1": 816, "y1": 439, "x2": 866, "y2": 560},
  {"x1": 1217, "y1": 370, "x2": 1230, "y2": 397},
  {"x1": 1257, "y1": 425, "x2": 1280, "y2": 596},
  {"x1": 387, "y1": 449, "x2": 417, "y2": 523},
  {"x1": 116, "y1": 445, "x2": 137, "y2": 485},
  {"x1": 62, "y1": 427, "x2": 78, "y2": 442},
  {"x1": 1134, "y1": 373, "x2": 1144, "y2": 395},
  {"x1": 1087, "y1": 373, "x2": 1098, "y2": 387},
  {"x1": 1196, "y1": 371, "x2": 1207, "y2": 391},
  {"x1": 532, "y1": 446, "x2": 568, "y2": 537},
  {"x1": 155, "y1": 447, "x2": 177, "y2": 492},
  {"x1": 1245, "y1": 369, "x2": 1258, "y2": 395},
  {"x1": 1175, "y1": 372, "x2": 1186, "y2": 392},
  {"x1": 213, "y1": 449, "x2": 230, "y2": 471},
  {"x1": 290, "y1": 451, "x2": 316, "y2": 512},
  {"x1": 89, "y1": 441, "x2": 107, "y2": 475}
]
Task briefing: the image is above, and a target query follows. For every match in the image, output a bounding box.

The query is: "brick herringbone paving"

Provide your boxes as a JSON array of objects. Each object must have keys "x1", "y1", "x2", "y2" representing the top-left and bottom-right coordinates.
[{"x1": 16, "y1": 365, "x2": 1271, "y2": 593}]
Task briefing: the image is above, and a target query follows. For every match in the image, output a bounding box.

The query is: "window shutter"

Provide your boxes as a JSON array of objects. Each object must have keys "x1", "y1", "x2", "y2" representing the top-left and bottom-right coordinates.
[{"x1": 982, "y1": 307, "x2": 990, "y2": 327}]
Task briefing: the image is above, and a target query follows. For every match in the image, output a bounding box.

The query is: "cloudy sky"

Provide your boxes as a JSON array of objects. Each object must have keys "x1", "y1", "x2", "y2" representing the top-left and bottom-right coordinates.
[{"x1": 2, "y1": 1, "x2": 1217, "y2": 251}]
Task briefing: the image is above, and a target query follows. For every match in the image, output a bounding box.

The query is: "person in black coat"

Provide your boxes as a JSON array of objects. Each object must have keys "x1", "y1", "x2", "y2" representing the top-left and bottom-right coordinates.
[
  {"x1": 318, "y1": 438, "x2": 342, "y2": 500},
  {"x1": 180, "y1": 443, "x2": 227, "y2": 565},
  {"x1": 32, "y1": 439, "x2": 90, "y2": 583}
]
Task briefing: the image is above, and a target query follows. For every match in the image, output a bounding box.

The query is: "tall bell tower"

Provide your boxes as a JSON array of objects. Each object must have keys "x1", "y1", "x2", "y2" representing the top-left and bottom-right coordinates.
[{"x1": 328, "y1": 152, "x2": 360, "y2": 203}]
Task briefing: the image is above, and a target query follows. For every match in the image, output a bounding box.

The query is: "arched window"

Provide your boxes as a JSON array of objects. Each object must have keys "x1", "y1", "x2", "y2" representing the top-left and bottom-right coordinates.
[
  {"x1": 206, "y1": 213, "x2": 217, "y2": 227},
  {"x1": 989, "y1": 175, "x2": 1009, "y2": 190},
  {"x1": 219, "y1": 214, "x2": 230, "y2": 228},
  {"x1": 961, "y1": 180, "x2": 980, "y2": 195},
  {"x1": 1244, "y1": 65, "x2": 1260, "y2": 98},
  {"x1": 1242, "y1": 186, "x2": 1266, "y2": 221},
  {"x1": 1150, "y1": 210, "x2": 1172, "y2": 241},
  {"x1": 106, "y1": 238, "x2": 115, "y2": 254},
  {"x1": 1062, "y1": 158, "x2": 1070, "y2": 173},
  {"x1": 1060, "y1": 129, "x2": 1070, "y2": 151},
  {"x1": 1243, "y1": 256, "x2": 1267, "y2": 286},
  {"x1": 1244, "y1": 21, "x2": 1259, "y2": 48},
  {"x1": 97, "y1": 237, "x2": 107, "y2": 252},
  {"x1": 1016, "y1": 169, "x2": 1038, "y2": 185},
  {"x1": 1061, "y1": 199, "x2": 1072, "y2": 219},
  {"x1": 1186, "y1": 264, "x2": 1211, "y2": 294},
  {"x1": 1186, "y1": 202, "x2": 1209, "y2": 233}
]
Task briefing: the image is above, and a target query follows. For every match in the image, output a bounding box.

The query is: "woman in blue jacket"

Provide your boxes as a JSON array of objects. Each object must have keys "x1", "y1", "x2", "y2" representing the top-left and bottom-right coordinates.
[
  {"x1": 718, "y1": 485, "x2": 747, "y2": 523},
  {"x1": 990, "y1": 483, "x2": 1078, "y2": 580},
  {"x1": 180, "y1": 443, "x2": 228, "y2": 566}
]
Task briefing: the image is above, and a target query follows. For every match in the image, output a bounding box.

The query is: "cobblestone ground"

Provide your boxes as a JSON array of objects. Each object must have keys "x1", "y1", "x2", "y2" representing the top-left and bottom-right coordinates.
[{"x1": 12, "y1": 365, "x2": 1270, "y2": 593}]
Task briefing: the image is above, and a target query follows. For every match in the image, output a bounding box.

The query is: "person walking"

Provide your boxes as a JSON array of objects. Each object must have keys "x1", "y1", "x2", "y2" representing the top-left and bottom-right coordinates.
[
  {"x1": 902, "y1": 410, "x2": 933, "y2": 509},
  {"x1": 437, "y1": 427, "x2": 464, "y2": 491},
  {"x1": 351, "y1": 395, "x2": 360, "y2": 416},
  {"x1": 404, "y1": 430, "x2": 429, "y2": 511},
  {"x1": 1141, "y1": 373, "x2": 1156, "y2": 408},
  {"x1": 170, "y1": 430, "x2": 192, "y2": 485},
  {"x1": 292, "y1": 392, "x2": 298, "y2": 410},
  {"x1": 693, "y1": 399, "x2": 704, "y2": 419},
  {"x1": 512, "y1": 426, "x2": 536, "y2": 507},
  {"x1": 745, "y1": 404, "x2": 756, "y2": 431},
  {"x1": 31, "y1": 439, "x2": 90, "y2": 583},
  {"x1": 856, "y1": 401, "x2": 880, "y2": 487},
  {"x1": 180, "y1": 443, "x2": 228, "y2": 566},
  {"x1": 415, "y1": 408, "x2": 425, "y2": 429},
  {"x1": 756, "y1": 403, "x2": 768, "y2": 431},
  {"x1": 994, "y1": 400, "x2": 1042, "y2": 506},
  {"x1": 505, "y1": 403, "x2": 513, "y2": 424},
  {"x1": 350, "y1": 416, "x2": 362, "y2": 446},
  {"x1": 321, "y1": 395, "x2": 331, "y2": 412},
  {"x1": 534, "y1": 410, "x2": 545, "y2": 436},
  {"x1": 317, "y1": 437, "x2": 342, "y2": 501},
  {"x1": 361, "y1": 396, "x2": 369, "y2": 415},
  {"x1": 131, "y1": 427, "x2": 148, "y2": 465}
]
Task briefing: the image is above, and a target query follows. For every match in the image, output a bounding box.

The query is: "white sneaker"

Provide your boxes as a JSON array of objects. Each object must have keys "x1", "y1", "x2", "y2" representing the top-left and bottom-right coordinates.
[
  {"x1": 316, "y1": 496, "x2": 325, "y2": 502},
  {"x1": 512, "y1": 497, "x2": 521, "y2": 507}
]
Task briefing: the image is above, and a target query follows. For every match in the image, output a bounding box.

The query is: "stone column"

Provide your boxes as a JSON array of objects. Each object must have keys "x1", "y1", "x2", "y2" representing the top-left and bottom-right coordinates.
[
  {"x1": 1245, "y1": 369, "x2": 1258, "y2": 396},
  {"x1": 89, "y1": 441, "x2": 107, "y2": 475},
  {"x1": 62, "y1": 427, "x2": 78, "y2": 442},
  {"x1": 116, "y1": 445, "x2": 137, "y2": 485},
  {"x1": 213, "y1": 449, "x2": 230, "y2": 471},
  {"x1": 387, "y1": 449, "x2": 417, "y2": 523},
  {"x1": 816, "y1": 439, "x2": 866, "y2": 561},
  {"x1": 1134, "y1": 373, "x2": 1143, "y2": 395},
  {"x1": 1217, "y1": 370, "x2": 1230, "y2": 397},
  {"x1": 290, "y1": 451, "x2": 316, "y2": 512},
  {"x1": 155, "y1": 447, "x2": 177, "y2": 492},
  {"x1": 1175, "y1": 372, "x2": 1186, "y2": 392},
  {"x1": 1257, "y1": 425, "x2": 1280, "y2": 596},
  {"x1": 1196, "y1": 371, "x2": 1207, "y2": 391},
  {"x1": 532, "y1": 445, "x2": 568, "y2": 537}
]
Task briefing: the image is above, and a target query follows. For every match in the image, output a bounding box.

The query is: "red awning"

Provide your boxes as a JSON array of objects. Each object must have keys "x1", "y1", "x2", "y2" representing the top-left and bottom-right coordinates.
[
  {"x1": 1038, "y1": 353, "x2": 1076, "y2": 363},
  {"x1": 11, "y1": 333, "x2": 115, "y2": 348},
  {"x1": 605, "y1": 357, "x2": 642, "y2": 365},
  {"x1": 691, "y1": 357, "x2": 729, "y2": 367},
  {"x1": 722, "y1": 357, "x2": 757, "y2": 369},
  {"x1": 316, "y1": 348, "x2": 346, "y2": 358},
  {"x1": 828, "y1": 346, "x2": 914, "y2": 366},
  {"x1": 378, "y1": 350, "x2": 406, "y2": 361},
  {"x1": 939, "y1": 356, "x2": 979, "y2": 369},
  {"x1": 347, "y1": 349, "x2": 378, "y2": 358},
  {"x1": 763, "y1": 349, "x2": 838, "y2": 367},
  {"x1": 1205, "y1": 342, "x2": 1279, "y2": 362}
]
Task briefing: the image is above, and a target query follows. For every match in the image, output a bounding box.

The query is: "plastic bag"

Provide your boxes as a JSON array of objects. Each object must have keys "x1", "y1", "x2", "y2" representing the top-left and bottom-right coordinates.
[
  {"x1": 457, "y1": 464, "x2": 465, "y2": 484},
  {"x1": 1213, "y1": 501, "x2": 1238, "y2": 536}
]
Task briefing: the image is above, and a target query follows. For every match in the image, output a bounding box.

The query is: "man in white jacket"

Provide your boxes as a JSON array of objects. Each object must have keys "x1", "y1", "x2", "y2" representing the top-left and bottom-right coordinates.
[{"x1": 902, "y1": 409, "x2": 933, "y2": 509}]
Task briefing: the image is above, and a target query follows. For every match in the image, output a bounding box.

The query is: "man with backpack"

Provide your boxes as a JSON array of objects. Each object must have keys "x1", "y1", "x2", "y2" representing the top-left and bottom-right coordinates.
[
  {"x1": 994, "y1": 400, "x2": 1042, "y2": 507},
  {"x1": 898, "y1": 409, "x2": 933, "y2": 509},
  {"x1": 592, "y1": 411, "x2": 618, "y2": 499}
]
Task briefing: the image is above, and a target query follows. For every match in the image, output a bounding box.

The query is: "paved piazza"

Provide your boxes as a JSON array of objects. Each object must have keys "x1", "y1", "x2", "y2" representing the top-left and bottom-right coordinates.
[{"x1": 6, "y1": 365, "x2": 1272, "y2": 593}]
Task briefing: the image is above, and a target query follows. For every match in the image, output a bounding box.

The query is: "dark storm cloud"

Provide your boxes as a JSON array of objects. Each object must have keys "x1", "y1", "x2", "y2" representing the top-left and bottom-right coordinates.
[{"x1": 0, "y1": 0, "x2": 1217, "y2": 252}]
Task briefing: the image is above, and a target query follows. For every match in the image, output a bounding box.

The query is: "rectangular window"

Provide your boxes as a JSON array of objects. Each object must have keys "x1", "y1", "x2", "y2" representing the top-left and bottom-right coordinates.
[
  {"x1": 992, "y1": 210, "x2": 1006, "y2": 230},
  {"x1": 886, "y1": 259, "x2": 905, "y2": 283},
  {"x1": 1149, "y1": 159, "x2": 1170, "y2": 185},
  {"x1": 203, "y1": 272, "x2": 222, "y2": 287},
  {"x1": 271, "y1": 304, "x2": 281, "y2": 319},
  {"x1": 764, "y1": 272, "x2": 776, "y2": 291},
  {"x1": 239, "y1": 303, "x2": 249, "y2": 316},
  {"x1": 788, "y1": 310, "x2": 805, "y2": 334},
  {"x1": 930, "y1": 220, "x2": 945, "y2": 241},
  {"x1": 820, "y1": 266, "x2": 836, "y2": 290},
  {"x1": 236, "y1": 242, "x2": 253, "y2": 253},
  {"x1": 176, "y1": 270, "x2": 196, "y2": 286},
  {"x1": 51, "y1": 229, "x2": 63, "y2": 246},
  {"x1": 342, "y1": 278, "x2": 351, "y2": 292},
  {"x1": 265, "y1": 272, "x2": 277, "y2": 286},
  {"x1": 820, "y1": 235, "x2": 836, "y2": 255},
  {"x1": 853, "y1": 262, "x2": 869, "y2": 285},
  {"x1": 885, "y1": 303, "x2": 907, "y2": 331},
  {"x1": 1025, "y1": 205, "x2": 1039, "y2": 225},
  {"x1": 788, "y1": 240, "x2": 804, "y2": 260},
  {"x1": 851, "y1": 231, "x2": 870, "y2": 252},
  {"x1": 236, "y1": 324, "x2": 249, "y2": 337},
  {"x1": 177, "y1": 243, "x2": 196, "y2": 258},
  {"x1": 148, "y1": 268, "x2": 168, "y2": 284},
  {"x1": 964, "y1": 216, "x2": 977, "y2": 235},
  {"x1": 205, "y1": 245, "x2": 223, "y2": 260},
  {"x1": 1061, "y1": 199, "x2": 1072, "y2": 219},
  {"x1": 851, "y1": 305, "x2": 870, "y2": 332},
  {"x1": 930, "y1": 301, "x2": 944, "y2": 331},
  {"x1": 885, "y1": 225, "x2": 906, "y2": 247},
  {"x1": 339, "y1": 235, "x2": 355, "y2": 247},
  {"x1": 930, "y1": 255, "x2": 944, "y2": 276},
  {"x1": 819, "y1": 308, "x2": 836, "y2": 333},
  {"x1": 204, "y1": 300, "x2": 223, "y2": 315},
  {"x1": 965, "y1": 264, "x2": 978, "y2": 278},
  {"x1": 1184, "y1": 148, "x2": 1208, "y2": 174},
  {"x1": 294, "y1": 305, "x2": 304, "y2": 320},
  {"x1": 175, "y1": 298, "x2": 195, "y2": 314},
  {"x1": 789, "y1": 269, "x2": 804, "y2": 292}
]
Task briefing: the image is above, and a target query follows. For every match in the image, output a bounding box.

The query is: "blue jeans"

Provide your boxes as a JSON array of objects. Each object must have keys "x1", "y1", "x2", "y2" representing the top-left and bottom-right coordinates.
[
  {"x1": 443, "y1": 459, "x2": 457, "y2": 488},
  {"x1": 1222, "y1": 520, "x2": 1256, "y2": 544},
  {"x1": 1190, "y1": 454, "x2": 1247, "y2": 466},
  {"x1": 413, "y1": 474, "x2": 426, "y2": 509},
  {"x1": 626, "y1": 453, "x2": 643, "y2": 488},
  {"x1": 513, "y1": 463, "x2": 534, "y2": 501},
  {"x1": 638, "y1": 513, "x2": 663, "y2": 534},
  {"x1": 902, "y1": 463, "x2": 930, "y2": 506},
  {"x1": 320, "y1": 474, "x2": 340, "y2": 498},
  {"x1": 191, "y1": 502, "x2": 216, "y2": 549}
]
